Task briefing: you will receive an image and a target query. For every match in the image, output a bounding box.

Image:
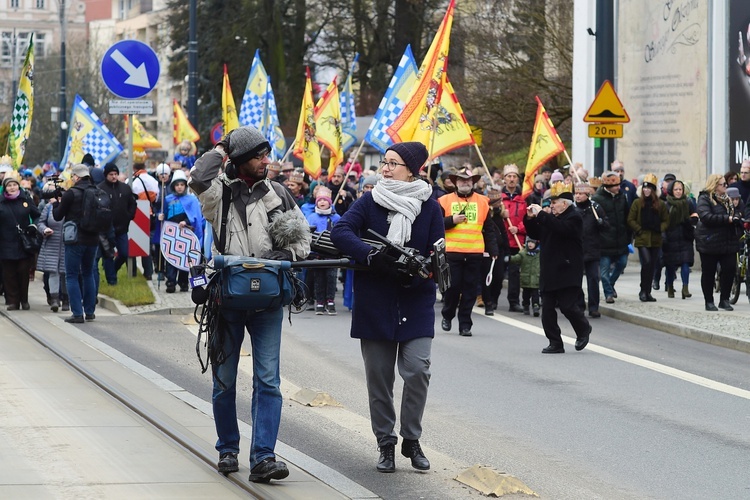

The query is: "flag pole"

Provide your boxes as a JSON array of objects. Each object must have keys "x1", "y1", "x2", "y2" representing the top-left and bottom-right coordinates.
[
  {"x1": 473, "y1": 143, "x2": 501, "y2": 190},
  {"x1": 561, "y1": 148, "x2": 600, "y2": 220},
  {"x1": 331, "y1": 140, "x2": 366, "y2": 207},
  {"x1": 279, "y1": 141, "x2": 296, "y2": 164}
]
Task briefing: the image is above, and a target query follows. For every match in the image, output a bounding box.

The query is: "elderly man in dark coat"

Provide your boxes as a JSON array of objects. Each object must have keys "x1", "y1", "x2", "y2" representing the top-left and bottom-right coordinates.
[
  {"x1": 331, "y1": 141, "x2": 444, "y2": 473},
  {"x1": 525, "y1": 182, "x2": 592, "y2": 354}
]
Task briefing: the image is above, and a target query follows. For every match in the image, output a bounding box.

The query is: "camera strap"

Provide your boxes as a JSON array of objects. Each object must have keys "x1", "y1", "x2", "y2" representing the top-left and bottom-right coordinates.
[{"x1": 216, "y1": 184, "x2": 232, "y2": 254}]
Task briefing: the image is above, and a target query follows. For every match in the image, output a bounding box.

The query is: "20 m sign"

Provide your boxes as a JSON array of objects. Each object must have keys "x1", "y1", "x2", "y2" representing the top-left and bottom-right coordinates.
[{"x1": 588, "y1": 123, "x2": 623, "y2": 139}]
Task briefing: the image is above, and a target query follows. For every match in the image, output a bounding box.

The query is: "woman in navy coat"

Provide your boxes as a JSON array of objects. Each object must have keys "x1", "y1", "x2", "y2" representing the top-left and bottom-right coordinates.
[{"x1": 330, "y1": 142, "x2": 444, "y2": 474}]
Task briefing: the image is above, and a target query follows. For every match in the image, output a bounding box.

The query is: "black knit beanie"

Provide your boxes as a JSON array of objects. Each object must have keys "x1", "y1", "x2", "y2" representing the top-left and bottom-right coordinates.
[
  {"x1": 227, "y1": 126, "x2": 271, "y2": 165},
  {"x1": 81, "y1": 153, "x2": 96, "y2": 167},
  {"x1": 386, "y1": 142, "x2": 429, "y2": 177},
  {"x1": 103, "y1": 162, "x2": 119, "y2": 176}
]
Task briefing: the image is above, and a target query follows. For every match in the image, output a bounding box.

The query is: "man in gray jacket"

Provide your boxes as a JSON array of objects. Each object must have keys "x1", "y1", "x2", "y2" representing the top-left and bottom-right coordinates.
[{"x1": 189, "y1": 126, "x2": 310, "y2": 483}]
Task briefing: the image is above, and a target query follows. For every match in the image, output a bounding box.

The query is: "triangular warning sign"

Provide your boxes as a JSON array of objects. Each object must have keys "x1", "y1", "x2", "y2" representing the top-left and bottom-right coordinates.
[{"x1": 584, "y1": 80, "x2": 630, "y2": 123}]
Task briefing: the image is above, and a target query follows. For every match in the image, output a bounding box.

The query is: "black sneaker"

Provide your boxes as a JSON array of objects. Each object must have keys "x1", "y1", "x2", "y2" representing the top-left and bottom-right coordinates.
[
  {"x1": 326, "y1": 301, "x2": 337, "y2": 315},
  {"x1": 64, "y1": 316, "x2": 84, "y2": 324},
  {"x1": 248, "y1": 457, "x2": 289, "y2": 483},
  {"x1": 85, "y1": 314, "x2": 96, "y2": 321},
  {"x1": 217, "y1": 452, "x2": 239, "y2": 474},
  {"x1": 315, "y1": 303, "x2": 325, "y2": 315}
]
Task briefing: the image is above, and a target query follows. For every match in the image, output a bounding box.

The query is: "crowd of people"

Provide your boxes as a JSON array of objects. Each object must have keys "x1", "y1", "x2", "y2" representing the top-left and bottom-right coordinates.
[{"x1": 3, "y1": 128, "x2": 750, "y2": 481}]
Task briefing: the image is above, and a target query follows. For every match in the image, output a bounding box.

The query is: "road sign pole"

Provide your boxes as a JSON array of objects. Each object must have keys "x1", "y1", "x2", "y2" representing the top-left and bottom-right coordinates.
[{"x1": 594, "y1": 0, "x2": 615, "y2": 174}]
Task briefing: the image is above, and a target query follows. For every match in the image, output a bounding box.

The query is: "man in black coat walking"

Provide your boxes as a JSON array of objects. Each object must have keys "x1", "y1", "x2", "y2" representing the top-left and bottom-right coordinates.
[
  {"x1": 525, "y1": 182, "x2": 591, "y2": 354},
  {"x1": 98, "y1": 163, "x2": 136, "y2": 285}
]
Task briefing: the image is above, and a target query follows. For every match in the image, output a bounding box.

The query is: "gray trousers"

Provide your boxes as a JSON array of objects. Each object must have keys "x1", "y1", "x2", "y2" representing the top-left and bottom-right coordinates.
[{"x1": 360, "y1": 337, "x2": 432, "y2": 447}]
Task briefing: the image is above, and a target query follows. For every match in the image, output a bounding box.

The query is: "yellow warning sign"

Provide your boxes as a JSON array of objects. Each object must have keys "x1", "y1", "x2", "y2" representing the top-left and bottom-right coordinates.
[{"x1": 584, "y1": 80, "x2": 630, "y2": 123}]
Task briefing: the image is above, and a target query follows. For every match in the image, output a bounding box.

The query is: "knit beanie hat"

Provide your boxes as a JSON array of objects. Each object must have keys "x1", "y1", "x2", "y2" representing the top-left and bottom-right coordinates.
[
  {"x1": 81, "y1": 153, "x2": 96, "y2": 167},
  {"x1": 103, "y1": 162, "x2": 119, "y2": 176},
  {"x1": 362, "y1": 175, "x2": 378, "y2": 188},
  {"x1": 2, "y1": 176, "x2": 19, "y2": 189},
  {"x1": 550, "y1": 170, "x2": 565, "y2": 183},
  {"x1": 386, "y1": 142, "x2": 429, "y2": 177},
  {"x1": 227, "y1": 126, "x2": 271, "y2": 166}
]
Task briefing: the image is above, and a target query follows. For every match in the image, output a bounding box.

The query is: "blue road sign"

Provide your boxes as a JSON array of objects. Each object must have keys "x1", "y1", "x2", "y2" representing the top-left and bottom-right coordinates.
[{"x1": 101, "y1": 40, "x2": 160, "y2": 99}]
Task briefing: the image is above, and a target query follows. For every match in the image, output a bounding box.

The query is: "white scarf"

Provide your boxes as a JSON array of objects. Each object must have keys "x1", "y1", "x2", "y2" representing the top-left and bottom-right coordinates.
[{"x1": 371, "y1": 177, "x2": 432, "y2": 245}]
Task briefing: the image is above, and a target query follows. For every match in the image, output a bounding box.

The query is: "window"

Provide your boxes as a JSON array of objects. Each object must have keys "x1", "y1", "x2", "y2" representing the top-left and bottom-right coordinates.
[
  {"x1": 36, "y1": 0, "x2": 44, "y2": 8},
  {"x1": 10, "y1": 0, "x2": 19, "y2": 9},
  {"x1": 0, "y1": 82, "x2": 7, "y2": 105},
  {"x1": 1, "y1": 32, "x2": 36, "y2": 68}
]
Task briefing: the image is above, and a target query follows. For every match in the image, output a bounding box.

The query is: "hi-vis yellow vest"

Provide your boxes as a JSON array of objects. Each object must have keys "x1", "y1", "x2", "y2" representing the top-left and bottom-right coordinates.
[{"x1": 438, "y1": 193, "x2": 489, "y2": 253}]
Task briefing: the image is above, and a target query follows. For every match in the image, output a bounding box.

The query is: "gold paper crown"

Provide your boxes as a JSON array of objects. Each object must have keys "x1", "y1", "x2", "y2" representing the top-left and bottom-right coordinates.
[
  {"x1": 133, "y1": 150, "x2": 148, "y2": 163},
  {"x1": 288, "y1": 171, "x2": 305, "y2": 184},
  {"x1": 643, "y1": 173, "x2": 658, "y2": 187},
  {"x1": 549, "y1": 181, "x2": 574, "y2": 199},
  {"x1": 0, "y1": 154, "x2": 12, "y2": 166},
  {"x1": 316, "y1": 186, "x2": 332, "y2": 199},
  {"x1": 589, "y1": 177, "x2": 602, "y2": 188}
]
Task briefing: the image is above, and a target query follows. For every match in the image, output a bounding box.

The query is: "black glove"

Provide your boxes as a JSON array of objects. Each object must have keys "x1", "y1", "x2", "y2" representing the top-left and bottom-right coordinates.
[
  {"x1": 261, "y1": 249, "x2": 293, "y2": 261},
  {"x1": 732, "y1": 217, "x2": 743, "y2": 226},
  {"x1": 369, "y1": 251, "x2": 402, "y2": 280},
  {"x1": 217, "y1": 130, "x2": 233, "y2": 155}
]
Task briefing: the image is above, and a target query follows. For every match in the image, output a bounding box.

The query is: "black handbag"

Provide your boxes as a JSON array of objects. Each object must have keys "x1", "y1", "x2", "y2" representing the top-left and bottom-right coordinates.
[
  {"x1": 9, "y1": 206, "x2": 42, "y2": 255},
  {"x1": 17, "y1": 224, "x2": 42, "y2": 254}
]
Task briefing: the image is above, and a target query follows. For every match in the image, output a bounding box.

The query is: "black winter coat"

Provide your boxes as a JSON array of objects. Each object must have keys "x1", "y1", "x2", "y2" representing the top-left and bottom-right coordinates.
[
  {"x1": 592, "y1": 186, "x2": 630, "y2": 256},
  {"x1": 695, "y1": 191, "x2": 741, "y2": 255},
  {"x1": 98, "y1": 180, "x2": 136, "y2": 235},
  {"x1": 575, "y1": 199, "x2": 607, "y2": 262},
  {"x1": 524, "y1": 205, "x2": 584, "y2": 292},
  {"x1": 52, "y1": 177, "x2": 100, "y2": 246},
  {"x1": 662, "y1": 199, "x2": 696, "y2": 266},
  {"x1": 0, "y1": 190, "x2": 40, "y2": 260}
]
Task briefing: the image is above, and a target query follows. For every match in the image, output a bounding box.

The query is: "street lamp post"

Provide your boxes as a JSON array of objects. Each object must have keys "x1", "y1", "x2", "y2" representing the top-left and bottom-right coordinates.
[
  {"x1": 187, "y1": 0, "x2": 197, "y2": 126},
  {"x1": 58, "y1": 0, "x2": 67, "y2": 161}
]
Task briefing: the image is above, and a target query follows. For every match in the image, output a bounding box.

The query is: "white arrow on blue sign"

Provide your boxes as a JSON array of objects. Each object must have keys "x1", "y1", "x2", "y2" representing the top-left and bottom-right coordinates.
[{"x1": 101, "y1": 40, "x2": 160, "y2": 99}]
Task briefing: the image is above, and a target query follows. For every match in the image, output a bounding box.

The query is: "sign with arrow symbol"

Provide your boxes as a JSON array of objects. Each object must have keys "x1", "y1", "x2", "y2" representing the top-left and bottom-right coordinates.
[{"x1": 101, "y1": 40, "x2": 160, "y2": 99}]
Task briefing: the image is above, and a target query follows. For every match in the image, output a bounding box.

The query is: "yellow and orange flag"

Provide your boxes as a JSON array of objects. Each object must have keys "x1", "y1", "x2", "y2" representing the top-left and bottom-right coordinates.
[
  {"x1": 124, "y1": 115, "x2": 162, "y2": 149},
  {"x1": 314, "y1": 76, "x2": 344, "y2": 175},
  {"x1": 293, "y1": 67, "x2": 321, "y2": 179},
  {"x1": 387, "y1": 0, "x2": 456, "y2": 150},
  {"x1": 521, "y1": 96, "x2": 566, "y2": 199},
  {"x1": 427, "y1": 73, "x2": 475, "y2": 158},
  {"x1": 173, "y1": 99, "x2": 200, "y2": 145},
  {"x1": 222, "y1": 64, "x2": 240, "y2": 134}
]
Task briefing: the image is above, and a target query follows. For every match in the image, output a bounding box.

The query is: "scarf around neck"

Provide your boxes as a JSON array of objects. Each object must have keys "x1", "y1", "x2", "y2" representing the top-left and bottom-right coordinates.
[{"x1": 371, "y1": 177, "x2": 432, "y2": 245}]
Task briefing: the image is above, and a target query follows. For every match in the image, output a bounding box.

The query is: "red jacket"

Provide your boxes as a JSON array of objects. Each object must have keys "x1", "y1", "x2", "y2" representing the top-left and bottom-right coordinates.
[{"x1": 501, "y1": 188, "x2": 527, "y2": 249}]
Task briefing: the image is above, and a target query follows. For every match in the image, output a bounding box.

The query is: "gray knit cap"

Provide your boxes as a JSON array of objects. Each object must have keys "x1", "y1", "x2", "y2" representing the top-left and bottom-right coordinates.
[
  {"x1": 362, "y1": 175, "x2": 378, "y2": 187},
  {"x1": 227, "y1": 126, "x2": 271, "y2": 165}
]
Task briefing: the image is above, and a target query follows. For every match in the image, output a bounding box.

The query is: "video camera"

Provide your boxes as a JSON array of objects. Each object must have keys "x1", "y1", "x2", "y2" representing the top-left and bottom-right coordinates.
[{"x1": 40, "y1": 175, "x2": 64, "y2": 200}]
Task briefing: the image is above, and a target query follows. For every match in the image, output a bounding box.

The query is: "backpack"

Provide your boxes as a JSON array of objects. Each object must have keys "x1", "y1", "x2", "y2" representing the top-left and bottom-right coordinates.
[{"x1": 77, "y1": 185, "x2": 113, "y2": 233}]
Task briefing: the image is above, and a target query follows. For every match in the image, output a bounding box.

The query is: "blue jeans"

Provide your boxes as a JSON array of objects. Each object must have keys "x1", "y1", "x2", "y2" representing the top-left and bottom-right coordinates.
[
  {"x1": 65, "y1": 244, "x2": 97, "y2": 318},
  {"x1": 600, "y1": 253, "x2": 628, "y2": 298},
  {"x1": 665, "y1": 262, "x2": 690, "y2": 288},
  {"x1": 212, "y1": 306, "x2": 283, "y2": 468},
  {"x1": 103, "y1": 231, "x2": 129, "y2": 284}
]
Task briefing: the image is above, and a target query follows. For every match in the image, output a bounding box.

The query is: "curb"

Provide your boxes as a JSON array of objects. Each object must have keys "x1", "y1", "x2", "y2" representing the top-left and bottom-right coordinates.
[
  {"x1": 599, "y1": 304, "x2": 750, "y2": 354},
  {"x1": 97, "y1": 294, "x2": 130, "y2": 315}
]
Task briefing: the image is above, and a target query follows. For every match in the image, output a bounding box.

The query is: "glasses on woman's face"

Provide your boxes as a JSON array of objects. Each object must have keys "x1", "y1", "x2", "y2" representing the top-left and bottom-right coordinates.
[
  {"x1": 718, "y1": 182, "x2": 728, "y2": 187},
  {"x1": 379, "y1": 159, "x2": 407, "y2": 170}
]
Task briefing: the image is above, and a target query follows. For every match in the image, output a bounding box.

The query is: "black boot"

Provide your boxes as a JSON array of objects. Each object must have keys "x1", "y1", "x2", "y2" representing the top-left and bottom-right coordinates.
[
  {"x1": 217, "y1": 452, "x2": 239, "y2": 474},
  {"x1": 377, "y1": 443, "x2": 396, "y2": 473},
  {"x1": 248, "y1": 457, "x2": 289, "y2": 483},
  {"x1": 50, "y1": 293, "x2": 60, "y2": 313},
  {"x1": 401, "y1": 439, "x2": 430, "y2": 471}
]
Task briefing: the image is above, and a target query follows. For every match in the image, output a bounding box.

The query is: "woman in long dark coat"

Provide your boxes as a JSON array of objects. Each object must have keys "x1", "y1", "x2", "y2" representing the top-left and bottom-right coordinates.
[
  {"x1": 662, "y1": 180, "x2": 696, "y2": 299},
  {"x1": 330, "y1": 142, "x2": 444, "y2": 474},
  {"x1": 0, "y1": 176, "x2": 40, "y2": 310},
  {"x1": 695, "y1": 174, "x2": 743, "y2": 310}
]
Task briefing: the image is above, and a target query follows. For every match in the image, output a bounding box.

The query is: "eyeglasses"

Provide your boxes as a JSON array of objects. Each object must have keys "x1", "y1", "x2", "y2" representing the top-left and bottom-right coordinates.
[{"x1": 379, "y1": 159, "x2": 408, "y2": 170}]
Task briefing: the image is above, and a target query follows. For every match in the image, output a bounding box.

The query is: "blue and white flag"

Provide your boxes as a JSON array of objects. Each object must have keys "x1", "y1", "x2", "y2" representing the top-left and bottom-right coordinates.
[
  {"x1": 339, "y1": 53, "x2": 359, "y2": 152},
  {"x1": 60, "y1": 95, "x2": 123, "y2": 170},
  {"x1": 239, "y1": 50, "x2": 286, "y2": 159},
  {"x1": 365, "y1": 45, "x2": 418, "y2": 154}
]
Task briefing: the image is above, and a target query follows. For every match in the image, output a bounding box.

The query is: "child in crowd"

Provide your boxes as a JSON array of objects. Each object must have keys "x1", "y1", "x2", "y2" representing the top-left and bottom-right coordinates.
[
  {"x1": 305, "y1": 188, "x2": 340, "y2": 315},
  {"x1": 509, "y1": 238, "x2": 541, "y2": 316}
]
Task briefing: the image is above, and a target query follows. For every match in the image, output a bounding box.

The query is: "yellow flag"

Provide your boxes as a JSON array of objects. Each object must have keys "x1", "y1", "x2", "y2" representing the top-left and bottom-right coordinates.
[
  {"x1": 293, "y1": 68, "x2": 321, "y2": 179},
  {"x1": 173, "y1": 99, "x2": 200, "y2": 144},
  {"x1": 125, "y1": 115, "x2": 162, "y2": 149},
  {"x1": 522, "y1": 96, "x2": 566, "y2": 199},
  {"x1": 222, "y1": 64, "x2": 240, "y2": 134},
  {"x1": 8, "y1": 34, "x2": 34, "y2": 169},
  {"x1": 427, "y1": 75, "x2": 475, "y2": 158},
  {"x1": 387, "y1": 0, "x2": 455, "y2": 145},
  {"x1": 314, "y1": 77, "x2": 343, "y2": 175}
]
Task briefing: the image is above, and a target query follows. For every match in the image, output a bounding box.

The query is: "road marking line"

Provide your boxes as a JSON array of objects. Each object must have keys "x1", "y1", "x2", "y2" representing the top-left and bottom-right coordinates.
[{"x1": 479, "y1": 307, "x2": 750, "y2": 400}]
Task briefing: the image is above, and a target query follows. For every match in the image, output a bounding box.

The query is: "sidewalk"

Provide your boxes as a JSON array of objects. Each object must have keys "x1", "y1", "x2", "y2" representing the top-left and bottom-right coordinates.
[
  {"x1": 596, "y1": 265, "x2": 750, "y2": 353},
  {"x1": 0, "y1": 282, "x2": 357, "y2": 499}
]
